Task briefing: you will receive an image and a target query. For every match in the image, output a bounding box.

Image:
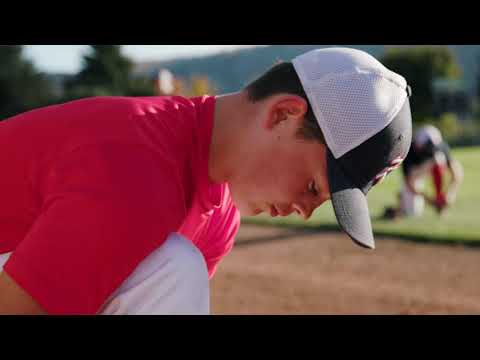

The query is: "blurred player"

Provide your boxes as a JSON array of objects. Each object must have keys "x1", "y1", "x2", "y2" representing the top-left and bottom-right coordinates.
[{"x1": 383, "y1": 125, "x2": 463, "y2": 219}]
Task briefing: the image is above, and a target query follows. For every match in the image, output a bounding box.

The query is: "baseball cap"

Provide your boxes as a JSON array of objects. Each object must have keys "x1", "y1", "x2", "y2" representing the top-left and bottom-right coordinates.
[{"x1": 292, "y1": 48, "x2": 413, "y2": 249}]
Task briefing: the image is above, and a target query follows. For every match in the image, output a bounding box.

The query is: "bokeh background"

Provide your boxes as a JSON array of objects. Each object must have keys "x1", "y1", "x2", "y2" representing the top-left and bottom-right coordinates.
[{"x1": 2, "y1": 45, "x2": 480, "y2": 314}]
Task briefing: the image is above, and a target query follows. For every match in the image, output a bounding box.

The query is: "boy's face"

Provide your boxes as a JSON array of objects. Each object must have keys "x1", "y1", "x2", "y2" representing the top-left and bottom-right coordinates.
[{"x1": 228, "y1": 96, "x2": 331, "y2": 219}]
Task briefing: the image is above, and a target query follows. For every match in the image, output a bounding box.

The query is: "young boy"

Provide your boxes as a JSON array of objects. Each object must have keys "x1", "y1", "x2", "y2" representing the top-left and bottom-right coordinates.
[{"x1": 0, "y1": 47, "x2": 412, "y2": 314}]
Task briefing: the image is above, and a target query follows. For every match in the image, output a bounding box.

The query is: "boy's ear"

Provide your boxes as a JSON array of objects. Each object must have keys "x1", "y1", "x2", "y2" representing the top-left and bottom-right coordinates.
[{"x1": 263, "y1": 95, "x2": 308, "y2": 130}]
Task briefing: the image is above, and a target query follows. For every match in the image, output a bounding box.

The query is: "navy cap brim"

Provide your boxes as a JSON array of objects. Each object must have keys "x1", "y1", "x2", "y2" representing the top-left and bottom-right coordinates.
[
  {"x1": 326, "y1": 97, "x2": 413, "y2": 250},
  {"x1": 327, "y1": 149, "x2": 375, "y2": 249}
]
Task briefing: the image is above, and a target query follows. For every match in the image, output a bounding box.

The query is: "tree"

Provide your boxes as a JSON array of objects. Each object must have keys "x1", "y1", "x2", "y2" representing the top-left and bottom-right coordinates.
[
  {"x1": 380, "y1": 46, "x2": 461, "y2": 122},
  {"x1": 64, "y1": 45, "x2": 154, "y2": 100},
  {"x1": 188, "y1": 75, "x2": 216, "y2": 96},
  {"x1": 475, "y1": 55, "x2": 480, "y2": 119},
  {"x1": 0, "y1": 45, "x2": 56, "y2": 120}
]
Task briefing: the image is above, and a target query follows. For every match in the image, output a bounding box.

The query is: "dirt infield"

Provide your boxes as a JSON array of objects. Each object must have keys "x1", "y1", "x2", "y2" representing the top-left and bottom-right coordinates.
[{"x1": 210, "y1": 224, "x2": 480, "y2": 314}]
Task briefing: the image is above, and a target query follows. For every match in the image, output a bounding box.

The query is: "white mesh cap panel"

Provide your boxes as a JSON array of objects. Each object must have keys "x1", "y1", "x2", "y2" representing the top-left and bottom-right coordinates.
[
  {"x1": 307, "y1": 71, "x2": 407, "y2": 158},
  {"x1": 295, "y1": 48, "x2": 387, "y2": 81},
  {"x1": 292, "y1": 48, "x2": 408, "y2": 159}
]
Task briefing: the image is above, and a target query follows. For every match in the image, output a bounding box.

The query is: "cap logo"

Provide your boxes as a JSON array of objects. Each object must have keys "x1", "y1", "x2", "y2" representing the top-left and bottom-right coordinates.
[{"x1": 372, "y1": 157, "x2": 404, "y2": 186}]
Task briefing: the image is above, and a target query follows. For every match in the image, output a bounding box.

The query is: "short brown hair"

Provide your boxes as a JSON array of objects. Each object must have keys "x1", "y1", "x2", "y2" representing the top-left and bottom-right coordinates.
[{"x1": 245, "y1": 61, "x2": 325, "y2": 144}]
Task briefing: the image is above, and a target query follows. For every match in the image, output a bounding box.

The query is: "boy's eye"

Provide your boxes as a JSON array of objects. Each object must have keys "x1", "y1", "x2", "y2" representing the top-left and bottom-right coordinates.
[{"x1": 308, "y1": 180, "x2": 319, "y2": 197}]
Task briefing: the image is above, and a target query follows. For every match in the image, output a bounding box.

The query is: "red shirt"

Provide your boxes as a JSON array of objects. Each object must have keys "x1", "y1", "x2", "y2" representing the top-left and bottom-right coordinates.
[{"x1": 0, "y1": 95, "x2": 240, "y2": 314}]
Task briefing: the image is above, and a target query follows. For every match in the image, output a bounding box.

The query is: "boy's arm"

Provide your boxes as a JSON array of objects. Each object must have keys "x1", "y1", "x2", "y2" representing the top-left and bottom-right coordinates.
[
  {"x1": 0, "y1": 271, "x2": 46, "y2": 314},
  {"x1": 1, "y1": 143, "x2": 184, "y2": 315}
]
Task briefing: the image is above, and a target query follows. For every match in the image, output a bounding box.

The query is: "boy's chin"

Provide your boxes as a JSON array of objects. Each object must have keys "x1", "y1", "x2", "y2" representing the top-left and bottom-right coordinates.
[
  {"x1": 232, "y1": 200, "x2": 261, "y2": 216},
  {"x1": 249, "y1": 208, "x2": 263, "y2": 216},
  {"x1": 243, "y1": 205, "x2": 264, "y2": 216}
]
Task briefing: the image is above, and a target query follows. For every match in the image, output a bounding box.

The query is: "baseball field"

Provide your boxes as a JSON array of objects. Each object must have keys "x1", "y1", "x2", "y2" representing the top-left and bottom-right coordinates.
[
  {"x1": 210, "y1": 146, "x2": 480, "y2": 314},
  {"x1": 244, "y1": 146, "x2": 480, "y2": 245}
]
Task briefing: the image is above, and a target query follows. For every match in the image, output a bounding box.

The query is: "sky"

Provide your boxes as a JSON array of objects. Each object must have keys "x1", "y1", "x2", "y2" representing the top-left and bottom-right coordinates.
[{"x1": 23, "y1": 45, "x2": 267, "y2": 74}]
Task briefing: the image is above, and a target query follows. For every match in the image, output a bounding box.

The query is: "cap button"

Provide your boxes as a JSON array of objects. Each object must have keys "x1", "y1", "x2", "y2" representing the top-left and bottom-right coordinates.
[{"x1": 406, "y1": 85, "x2": 412, "y2": 98}]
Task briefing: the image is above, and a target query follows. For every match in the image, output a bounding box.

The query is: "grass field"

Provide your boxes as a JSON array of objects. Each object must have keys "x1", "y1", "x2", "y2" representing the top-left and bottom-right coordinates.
[{"x1": 243, "y1": 146, "x2": 480, "y2": 245}]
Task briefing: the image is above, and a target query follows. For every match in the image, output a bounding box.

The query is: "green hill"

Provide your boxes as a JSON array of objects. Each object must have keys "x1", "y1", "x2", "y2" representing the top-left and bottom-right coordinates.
[
  {"x1": 134, "y1": 45, "x2": 480, "y2": 95},
  {"x1": 135, "y1": 45, "x2": 384, "y2": 93}
]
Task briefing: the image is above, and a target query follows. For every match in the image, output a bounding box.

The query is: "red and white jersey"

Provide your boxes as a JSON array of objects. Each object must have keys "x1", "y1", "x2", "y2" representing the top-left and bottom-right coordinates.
[{"x1": 0, "y1": 95, "x2": 240, "y2": 314}]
